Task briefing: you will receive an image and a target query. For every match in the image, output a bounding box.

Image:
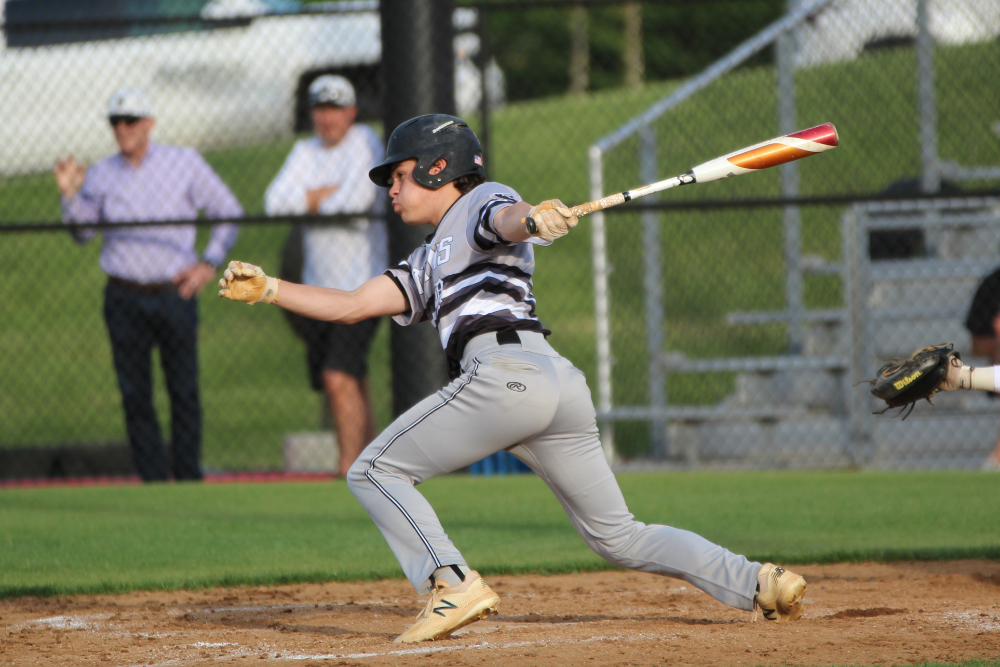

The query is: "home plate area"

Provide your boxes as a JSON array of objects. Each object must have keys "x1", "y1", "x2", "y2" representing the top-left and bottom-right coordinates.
[{"x1": 2, "y1": 562, "x2": 999, "y2": 666}]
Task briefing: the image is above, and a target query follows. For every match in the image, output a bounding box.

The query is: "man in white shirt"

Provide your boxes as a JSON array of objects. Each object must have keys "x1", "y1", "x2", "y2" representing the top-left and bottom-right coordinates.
[{"x1": 264, "y1": 75, "x2": 387, "y2": 477}]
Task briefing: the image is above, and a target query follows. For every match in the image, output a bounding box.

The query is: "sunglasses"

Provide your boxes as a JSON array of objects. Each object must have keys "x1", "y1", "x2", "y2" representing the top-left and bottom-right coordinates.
[{"x1": 109, "y1": 115, "x2": 142, "y2": 127}]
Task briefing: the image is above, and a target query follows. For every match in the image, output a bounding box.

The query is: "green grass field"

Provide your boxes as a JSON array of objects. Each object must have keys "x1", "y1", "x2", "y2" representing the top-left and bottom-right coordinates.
[
  {"x1": 1, "y1": 471, "x2": 998, "y2": 599},
  {"x1": 1, "y1": 40, "x2": 997, "y2": 463}
]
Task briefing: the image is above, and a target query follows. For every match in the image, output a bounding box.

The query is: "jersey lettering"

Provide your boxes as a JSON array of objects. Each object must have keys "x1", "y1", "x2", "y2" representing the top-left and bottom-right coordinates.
[
  {"x1": 385, "y1": 183, "x2": 545, "y2": 378},
  {"x1": 432, "y1": 236, "x2": 453, "y2": 268}
]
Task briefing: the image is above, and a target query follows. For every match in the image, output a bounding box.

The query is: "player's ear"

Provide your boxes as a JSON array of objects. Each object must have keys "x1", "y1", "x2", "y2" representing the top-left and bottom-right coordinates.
[{"x1": 428, "y1": 159, "x2": 447, "y2": 176}]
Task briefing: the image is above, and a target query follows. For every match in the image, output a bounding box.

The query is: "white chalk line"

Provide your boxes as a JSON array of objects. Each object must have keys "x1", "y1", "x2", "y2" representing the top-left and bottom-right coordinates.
[
  {"x1": 256, "y1": 632, "x2": 672, "y2": 662},
  {"x1": 123, "y1": 632, "x2": 668, "y2": 667},
  {"x1": 232, "y1": 633, "x2": 643, "y2": 663}
]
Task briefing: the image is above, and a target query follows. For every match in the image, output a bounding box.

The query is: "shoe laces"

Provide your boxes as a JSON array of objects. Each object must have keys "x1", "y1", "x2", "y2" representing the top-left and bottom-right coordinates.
[{"x1": 414, "y1": 580, "x2": 449, "y2": 622}]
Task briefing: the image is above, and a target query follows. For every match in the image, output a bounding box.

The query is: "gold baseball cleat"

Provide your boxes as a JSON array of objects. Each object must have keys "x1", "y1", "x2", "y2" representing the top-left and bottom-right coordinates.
[
  {"x1": 394, "y1": 571, "x2": 500, "y2": 644},
  {"x1": 754, "y1": 563, "x2": 807, "y2": 622}
]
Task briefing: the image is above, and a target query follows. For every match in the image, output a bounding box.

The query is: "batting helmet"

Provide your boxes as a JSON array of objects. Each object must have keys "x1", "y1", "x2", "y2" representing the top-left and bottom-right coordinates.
[{"x1": 368, "y1": 114, "x2": 484, "y2": 189}]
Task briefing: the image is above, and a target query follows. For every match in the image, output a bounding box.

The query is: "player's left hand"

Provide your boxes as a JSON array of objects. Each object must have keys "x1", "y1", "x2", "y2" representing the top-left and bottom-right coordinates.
[
  {"x1": 524, "y1": 199, "x2": 578, "y2": 242},
  {"x1": 938, "y1": 353, "x2": 968, "y2": 392},
  {"x1": 218, "y1": 260, "x2": 280, "y2": 305}
]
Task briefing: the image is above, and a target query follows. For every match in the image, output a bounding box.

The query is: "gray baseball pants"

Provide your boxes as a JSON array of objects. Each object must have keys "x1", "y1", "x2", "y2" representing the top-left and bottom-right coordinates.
[{"x1": 346, "y1": 331, "x2": 761, "y2": 610}]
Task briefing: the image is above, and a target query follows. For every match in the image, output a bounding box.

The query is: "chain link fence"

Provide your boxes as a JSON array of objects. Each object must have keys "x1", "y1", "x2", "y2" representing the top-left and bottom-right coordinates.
[{"x1": 1, "y1": 0, "x2": 998, "y2": 482}]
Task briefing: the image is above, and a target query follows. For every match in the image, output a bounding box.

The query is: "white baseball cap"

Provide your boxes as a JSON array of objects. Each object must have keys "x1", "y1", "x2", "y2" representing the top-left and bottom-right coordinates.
[
  {"x1": 107, "y1": 87, "x2": 155, "y2": 119},
  {"x1": 308, "y1": 75, "x2": 356, "y2": 108}
]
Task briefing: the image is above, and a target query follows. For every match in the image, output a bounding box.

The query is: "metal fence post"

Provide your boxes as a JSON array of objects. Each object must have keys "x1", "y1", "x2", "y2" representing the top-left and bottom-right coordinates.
[
  {"x1": 380, "y1": 0, "x2": 454, "y2": 415},
  {"x1": 589, "y1": 145, "x2": 615, "y2": 463},
  {"x1": 475, "y1": 6, "x2": 492, "y2": 181},
  {"x1": 917, "y1": 0, "x2": 940, "y2": 195},
  {"x1": 846, "y1": 205, "x2": 874, "y2": 467},
  {"x1": 639, "y1": 124, "x2": 668, "y2": 458},
  {"x1": 778, "y1": 0, "x2": 803, "y2": 353}
]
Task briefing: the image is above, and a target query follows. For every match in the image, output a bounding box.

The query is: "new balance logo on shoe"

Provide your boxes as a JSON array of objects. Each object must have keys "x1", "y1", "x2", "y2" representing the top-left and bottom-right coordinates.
[{"x1": 433, "y1": 599, "x2": 457, "y2": 617}]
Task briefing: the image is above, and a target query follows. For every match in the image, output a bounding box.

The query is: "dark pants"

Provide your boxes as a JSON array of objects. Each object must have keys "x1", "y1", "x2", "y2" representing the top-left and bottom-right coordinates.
[{"x1": 103, "y1": 280, "x2": 202, "y2": 482}]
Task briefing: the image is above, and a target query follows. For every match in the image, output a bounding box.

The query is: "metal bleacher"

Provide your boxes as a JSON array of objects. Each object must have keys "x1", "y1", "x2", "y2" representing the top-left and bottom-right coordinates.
[{"x1": 656, "y1": 197, "x2": 1000, "y2": 470}]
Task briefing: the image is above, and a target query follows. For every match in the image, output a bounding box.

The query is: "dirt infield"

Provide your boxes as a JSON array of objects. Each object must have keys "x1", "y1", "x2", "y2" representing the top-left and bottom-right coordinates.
[{"x1": 2, "y1": 561, "x2": 999, "y2": 667}]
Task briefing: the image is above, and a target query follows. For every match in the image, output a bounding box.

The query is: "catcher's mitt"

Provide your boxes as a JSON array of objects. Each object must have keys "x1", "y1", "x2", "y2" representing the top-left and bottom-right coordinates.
[{"x1": 867, "y1": 343, "x2": 959, "y2": 419}]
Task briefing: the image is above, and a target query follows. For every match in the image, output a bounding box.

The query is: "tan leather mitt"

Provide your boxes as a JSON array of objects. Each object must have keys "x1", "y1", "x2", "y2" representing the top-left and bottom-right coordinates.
[
  {"x1": 523, "y1": 199, "x2": 578, "y2": 242},
  {"x1": 218, "y1": 260, "x2": 280, "y2": 305}
]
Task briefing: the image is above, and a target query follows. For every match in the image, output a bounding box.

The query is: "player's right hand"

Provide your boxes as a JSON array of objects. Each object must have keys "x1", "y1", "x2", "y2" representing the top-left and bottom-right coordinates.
[
  {"x1": 218, "y1": 260, "x2": 280, "y2": 305},
  {"x1": 524, "y1": 199, "x2": 578, "y2": 242}
]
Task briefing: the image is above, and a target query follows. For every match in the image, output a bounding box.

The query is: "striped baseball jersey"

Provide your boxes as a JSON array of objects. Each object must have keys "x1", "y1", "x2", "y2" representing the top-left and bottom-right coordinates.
[{"x1": 385, "y1": 182, "x2": 551, "y2": 379}]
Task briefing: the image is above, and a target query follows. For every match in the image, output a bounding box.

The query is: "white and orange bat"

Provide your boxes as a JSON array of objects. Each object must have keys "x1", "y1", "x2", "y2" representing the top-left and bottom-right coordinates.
[{"x1": 526, "y1": 122, "x2": 839, "y2": 232}]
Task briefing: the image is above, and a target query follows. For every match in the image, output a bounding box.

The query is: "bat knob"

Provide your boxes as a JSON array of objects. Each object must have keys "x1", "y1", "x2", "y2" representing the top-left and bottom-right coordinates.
[{"x1": 524, "y1": 217, "x2": 537, "y2": 235}]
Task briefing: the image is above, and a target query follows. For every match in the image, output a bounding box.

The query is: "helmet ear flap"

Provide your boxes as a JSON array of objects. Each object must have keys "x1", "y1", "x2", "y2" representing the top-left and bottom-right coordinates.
[{"x1": 413, "y1": 152, "x2": 453, "y2": 189}]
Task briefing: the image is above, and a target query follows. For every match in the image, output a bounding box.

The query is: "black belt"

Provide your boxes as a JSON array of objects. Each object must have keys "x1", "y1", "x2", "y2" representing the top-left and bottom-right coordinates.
[
  {"x1": 496, "y1": 330, "x2": 522, "y2": 346},
  {"x1": 108, "y1": 276, "x2": 174, "y2": 293}
]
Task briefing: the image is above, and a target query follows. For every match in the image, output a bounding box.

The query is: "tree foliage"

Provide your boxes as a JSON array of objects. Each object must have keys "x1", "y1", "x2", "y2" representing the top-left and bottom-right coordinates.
[{"x1": 486, "y1": 1, "x2": 785, "y2": 102}]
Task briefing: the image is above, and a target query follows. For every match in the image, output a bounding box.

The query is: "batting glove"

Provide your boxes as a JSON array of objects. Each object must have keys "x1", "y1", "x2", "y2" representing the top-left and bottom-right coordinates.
[
  {"x1": 525, "y1": 199, "x2": 578, "y2": 242},
  {"x1": 218, "y1": 260, "x2": 280, "y2": 305}
]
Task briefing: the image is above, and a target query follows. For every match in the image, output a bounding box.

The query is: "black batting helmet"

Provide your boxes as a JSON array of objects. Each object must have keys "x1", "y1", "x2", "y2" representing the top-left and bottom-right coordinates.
[{"x1": 368, "y1": 114, "x2": 484, "y2": 189}]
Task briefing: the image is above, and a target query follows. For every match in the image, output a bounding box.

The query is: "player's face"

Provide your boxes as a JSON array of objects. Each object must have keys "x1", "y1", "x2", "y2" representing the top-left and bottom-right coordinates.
[
  {"x1": 388, "y1": 159, "x2": 433, "y2": 225},
  {"x1": 312, "y1": 105, "x2": 356, "y2": 147}
]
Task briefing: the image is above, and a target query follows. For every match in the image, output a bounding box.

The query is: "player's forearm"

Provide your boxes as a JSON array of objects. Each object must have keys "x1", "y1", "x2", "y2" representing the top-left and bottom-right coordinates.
[
  {"x1": 945, "y1": 364, "x2": 1000, "y2": 392},
  {"x1": 276, "y1": 277, "x2": 405, "y2": 324},
  {"x1": 492, "y1": 202, "x2": 533, "y2": 243},
  {"x1": 274, "y1": 283, "x2": 364, "y2": 323}
]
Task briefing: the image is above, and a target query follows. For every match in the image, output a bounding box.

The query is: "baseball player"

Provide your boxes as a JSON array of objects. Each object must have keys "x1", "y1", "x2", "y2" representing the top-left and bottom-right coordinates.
[
  {"x1": 870, "y1": 344, "x2": 1000, "y2": 471},
  {"x1": 939, "y1": 357, "x2": 1000, "y2": 469},
  {"x1": 218, "y1": 114, "x2": 807, "y2": 643}
]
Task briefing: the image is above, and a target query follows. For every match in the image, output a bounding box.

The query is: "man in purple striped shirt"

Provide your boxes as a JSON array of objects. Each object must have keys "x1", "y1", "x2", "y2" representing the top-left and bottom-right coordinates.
[{"x1": 56, "y1": 87, "x2": 242, "y2": 482}]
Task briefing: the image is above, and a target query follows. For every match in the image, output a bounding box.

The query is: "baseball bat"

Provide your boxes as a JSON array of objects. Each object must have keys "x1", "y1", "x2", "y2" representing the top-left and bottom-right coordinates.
[{"x1": 524, "y1": 122, "x2": 839, "y2": 233}]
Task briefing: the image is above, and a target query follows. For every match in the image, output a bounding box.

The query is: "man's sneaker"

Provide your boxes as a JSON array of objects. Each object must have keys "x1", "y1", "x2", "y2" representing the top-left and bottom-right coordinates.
[
  {"x1": 754, "y1": 563, "x2": 807, "y2": 622},
  {"x1": 394, "y1": 571, "x2": 500, "y2": 644},
  {"x1": 982, "y1": 455, "x2": 1000, "y2": 472}
]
